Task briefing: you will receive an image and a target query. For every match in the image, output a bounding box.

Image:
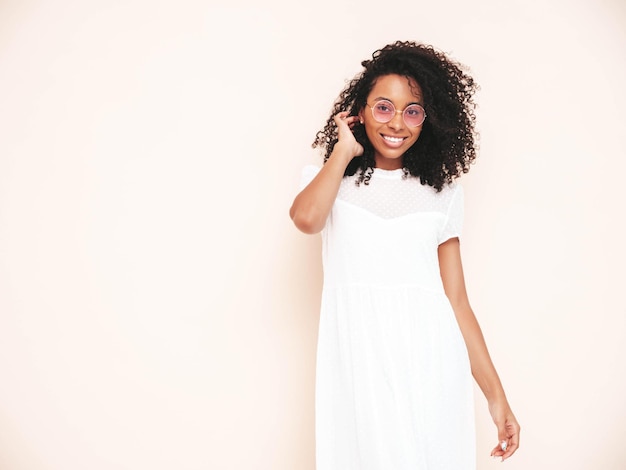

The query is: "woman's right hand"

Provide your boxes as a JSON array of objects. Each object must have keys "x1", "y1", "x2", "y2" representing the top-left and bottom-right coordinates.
[
  {"x1": 290, "y1": 111, "x2": 362, "y2": 234},
  {"x1": 333, "y1": 112, "x2": 364, "y2": 160}
]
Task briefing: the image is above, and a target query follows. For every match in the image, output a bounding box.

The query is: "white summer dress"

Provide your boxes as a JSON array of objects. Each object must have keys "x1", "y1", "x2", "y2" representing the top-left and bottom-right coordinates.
[{"x1": 301, "y1": 165, "x2": 475, "y2": 470}]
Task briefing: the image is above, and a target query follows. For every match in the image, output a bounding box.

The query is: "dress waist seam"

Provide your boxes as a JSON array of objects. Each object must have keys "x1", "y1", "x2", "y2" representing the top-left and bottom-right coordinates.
[{"x1": 322, "y1": 282, "x2": 445, "y2": 295}]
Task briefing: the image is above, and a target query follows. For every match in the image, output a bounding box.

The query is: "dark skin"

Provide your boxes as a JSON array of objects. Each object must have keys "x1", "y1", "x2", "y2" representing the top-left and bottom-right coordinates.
[
  {"x1": 291, "y1": 74, "x2": 520, "y2": 460},
  {"x1": 438, "y1": 238, "x2": 520, "y2": 460}
]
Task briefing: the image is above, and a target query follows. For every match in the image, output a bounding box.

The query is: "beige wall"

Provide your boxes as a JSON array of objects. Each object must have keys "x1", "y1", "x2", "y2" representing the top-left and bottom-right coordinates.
[{"x1": 1, "y1": 0, "x2": 625, "y2": 469}]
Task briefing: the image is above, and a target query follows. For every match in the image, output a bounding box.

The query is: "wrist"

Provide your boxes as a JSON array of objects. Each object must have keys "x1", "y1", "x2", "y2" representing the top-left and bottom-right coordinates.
[
  {"x1": 487, "y1": 393, "x2": 509, "y2": 409},
  {"x1": 331, "y1": 141, "x2": 358, "y2": 164}
]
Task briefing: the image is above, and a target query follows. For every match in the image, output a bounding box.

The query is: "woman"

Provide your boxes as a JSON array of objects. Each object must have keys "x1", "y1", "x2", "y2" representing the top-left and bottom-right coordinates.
[{"x1": 290, "y1": 41, "x2": 520, "y2": 470}]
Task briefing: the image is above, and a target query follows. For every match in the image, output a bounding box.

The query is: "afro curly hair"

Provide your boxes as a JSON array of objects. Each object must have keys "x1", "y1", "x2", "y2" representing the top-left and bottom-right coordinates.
[{"x1": 312, "y1": 41, "x2": 479, "y2": 191}]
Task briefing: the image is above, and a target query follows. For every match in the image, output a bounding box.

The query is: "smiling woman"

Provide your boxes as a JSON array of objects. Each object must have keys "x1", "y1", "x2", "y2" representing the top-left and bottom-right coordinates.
[
  {"x1": 358, "y1": 74, "x2": 424, "y2": 169},
  {"x1": 290, "y1": 41, "x2": 520, "y2": 470},
  {"x1": 312, "y1": 42, "x2": 477, "y2": 191}
]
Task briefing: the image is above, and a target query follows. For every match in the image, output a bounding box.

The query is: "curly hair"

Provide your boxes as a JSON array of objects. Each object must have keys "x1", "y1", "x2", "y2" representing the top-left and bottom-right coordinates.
[{"x1": 312, "y1": 41, "x2": 478, "y2": 191}]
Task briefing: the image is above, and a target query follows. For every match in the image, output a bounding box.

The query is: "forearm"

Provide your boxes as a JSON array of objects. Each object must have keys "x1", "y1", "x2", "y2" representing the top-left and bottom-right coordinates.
[
  {"x1": 454, "y1": 303, "x2": 507, "y2": 405},
  {"x1": 289, "y1": 146, "x2": 353, "y2": 234}
]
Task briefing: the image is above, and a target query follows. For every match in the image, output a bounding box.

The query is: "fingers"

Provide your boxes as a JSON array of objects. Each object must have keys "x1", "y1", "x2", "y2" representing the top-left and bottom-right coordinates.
[
  {"x1": 490, "y1": 441, "x2": 505, "y2": 458},
  {"x1": 332, "y1": 112, "x2": 364, "y2": 157},
  {"x1": 333, "y1": 112, "x2": 360, "y2": 128},
  {"x1": 501, "y1": 427, "x2": 520, "y2": 461},
  {"x1": 333, "y1": 112, "x2": 360, "y2": 141},
  {"x1": 491, "y1": 418, "x2": 521, "y2": 461},
  {"x1": 333, "y1": 111, "x2": 349, "y2": 127}
]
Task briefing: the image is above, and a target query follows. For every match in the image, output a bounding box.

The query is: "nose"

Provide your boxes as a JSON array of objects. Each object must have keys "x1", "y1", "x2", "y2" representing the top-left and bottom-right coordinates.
[{"x1": 387, "y1": 110, "x2": 405, "y2": 130}]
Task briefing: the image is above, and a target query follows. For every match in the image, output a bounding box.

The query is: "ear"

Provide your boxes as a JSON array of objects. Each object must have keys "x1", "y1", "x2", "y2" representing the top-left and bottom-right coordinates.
[{"x1": 358, "y1": 110, "x2": 364, "y2": 124}]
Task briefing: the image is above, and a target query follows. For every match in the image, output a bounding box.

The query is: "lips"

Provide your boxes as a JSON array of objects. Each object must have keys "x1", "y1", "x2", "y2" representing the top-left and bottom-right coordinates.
[{"x1": 381, "y1": 134, "x2": 407, "y2": 148}]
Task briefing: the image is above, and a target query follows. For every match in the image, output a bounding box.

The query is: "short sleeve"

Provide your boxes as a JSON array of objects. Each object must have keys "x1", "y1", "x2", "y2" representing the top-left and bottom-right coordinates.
[
  {"x1": 299, "y1": 164, "x2": 321, "y2": 190},
  {"x1": 438, "y1": 184, "x2": 464, "y2": 244}
]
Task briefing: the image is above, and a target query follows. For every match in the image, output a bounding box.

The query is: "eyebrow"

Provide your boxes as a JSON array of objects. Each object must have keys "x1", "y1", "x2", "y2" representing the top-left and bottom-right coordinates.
[{"x1": 373, "y1": 96, "x2": 424, "y2": 107}]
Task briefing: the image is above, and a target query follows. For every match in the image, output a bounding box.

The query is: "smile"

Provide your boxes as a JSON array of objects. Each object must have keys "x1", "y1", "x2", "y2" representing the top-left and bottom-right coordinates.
[{"x1": 382, "y1": 135, "x2": 406, "y2": 143}]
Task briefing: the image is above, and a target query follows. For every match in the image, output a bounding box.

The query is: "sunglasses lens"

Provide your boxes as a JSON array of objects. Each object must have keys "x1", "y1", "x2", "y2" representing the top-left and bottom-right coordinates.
[
  {"x1": 404, "y1": 105, "x2": 426, "y2": 127},
  {"x1": 371, "y1": 100, "x2": 426, "y2": 127},
  {"x1": 371, "y1": 100, "x2": 395, "y2": 123}
]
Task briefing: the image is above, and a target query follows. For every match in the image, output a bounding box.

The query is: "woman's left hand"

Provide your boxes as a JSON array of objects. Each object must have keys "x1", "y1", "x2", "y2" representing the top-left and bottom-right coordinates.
[{"x1": 488, "y1": 399, "x2": 520, "y2": 461}]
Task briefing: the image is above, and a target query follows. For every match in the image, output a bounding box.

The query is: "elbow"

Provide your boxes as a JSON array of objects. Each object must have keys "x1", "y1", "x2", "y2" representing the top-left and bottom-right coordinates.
[{"x1": 290, "y1": 206, "x2": 324, "y2": 234}]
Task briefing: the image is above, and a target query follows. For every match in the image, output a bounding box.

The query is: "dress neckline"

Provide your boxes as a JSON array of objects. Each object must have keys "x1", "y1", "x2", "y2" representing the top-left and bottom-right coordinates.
[{"x1": 373, "y1": 167, "x2": 404, "y2": 179}]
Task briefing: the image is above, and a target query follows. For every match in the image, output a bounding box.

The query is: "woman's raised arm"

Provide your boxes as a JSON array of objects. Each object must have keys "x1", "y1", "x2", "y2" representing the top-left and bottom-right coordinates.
[{"x1": 289, "y1": 112, "x2": 362, "y2": 234}]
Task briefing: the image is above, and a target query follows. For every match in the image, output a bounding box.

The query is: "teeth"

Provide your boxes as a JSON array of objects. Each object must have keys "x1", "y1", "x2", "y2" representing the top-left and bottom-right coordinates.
[{"x1": 383, "y1": 135, "x2": 404, "y2": 143}]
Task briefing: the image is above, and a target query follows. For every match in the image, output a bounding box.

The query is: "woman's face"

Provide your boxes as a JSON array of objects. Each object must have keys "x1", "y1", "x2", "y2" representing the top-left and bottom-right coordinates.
[{"x1": 359, "y1": 74, "x2": 424, "y2": 170}]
